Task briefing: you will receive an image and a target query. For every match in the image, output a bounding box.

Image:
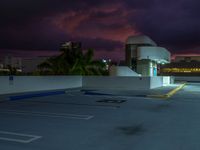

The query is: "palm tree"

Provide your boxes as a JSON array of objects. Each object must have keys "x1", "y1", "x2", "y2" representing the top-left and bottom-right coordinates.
[
  {"x1": 38, "y1": 56, "x2": 65, "y2": 75},
  {"x1": 69, "y1": 48, "x2": 106, "y2": 75},
  {"x1": 7, "y1": 65, "x2": 17, "y2": 75},
  {"x1": 38, "y1": 43, "x2": 107, "y2": 75}
]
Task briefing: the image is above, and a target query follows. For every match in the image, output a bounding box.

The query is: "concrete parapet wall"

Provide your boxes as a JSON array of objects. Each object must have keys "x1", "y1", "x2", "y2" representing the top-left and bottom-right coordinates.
[
  {"x1": 109, "y1": 66, "x2": 141, "y2": 76},
  {"x1": 150, "y1": 76, "x2": 163, "y2": 89},
  {"x1": 0, "y1": 76, "x2": 169, "y2": 95},
  {"x1": 0, "y1": 76, "x2": 82, "y2": 95},
  {"x1": 82, "y1": 76, "x2": 165, "y2": 90}
]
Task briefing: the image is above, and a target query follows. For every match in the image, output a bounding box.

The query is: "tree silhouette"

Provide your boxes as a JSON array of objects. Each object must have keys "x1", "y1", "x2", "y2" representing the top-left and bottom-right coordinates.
[
  {"x1": 38, "y1": 44, "x2": 107, "y2": 75},
  {"x1": 7, "y1": 65, "x2": 17, "y2": 75}
]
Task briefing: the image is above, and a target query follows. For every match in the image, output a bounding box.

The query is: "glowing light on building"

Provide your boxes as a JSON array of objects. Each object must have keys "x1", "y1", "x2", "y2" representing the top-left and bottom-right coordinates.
[{"x1": 162, "y1": 68, "x2": 200, "y2": 73}]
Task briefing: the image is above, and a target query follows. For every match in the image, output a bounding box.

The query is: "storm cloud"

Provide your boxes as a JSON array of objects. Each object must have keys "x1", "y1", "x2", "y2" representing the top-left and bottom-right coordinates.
[{"x1": 0, "y1": 0, "x2": 200, "y2": 59}]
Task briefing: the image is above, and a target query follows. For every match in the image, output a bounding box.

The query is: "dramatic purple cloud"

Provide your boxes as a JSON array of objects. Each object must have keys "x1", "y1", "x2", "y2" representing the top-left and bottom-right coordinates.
[{"x1": 0, "y1": 0, "x2": 200, "y2": 60}]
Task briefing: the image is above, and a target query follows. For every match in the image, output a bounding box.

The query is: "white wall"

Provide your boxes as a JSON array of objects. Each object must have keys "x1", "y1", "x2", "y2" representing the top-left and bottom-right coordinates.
[
  {"x1": 137, "y1": 46, "x2": 170, "y2": 63},
  {"x1": 163, "y1": 76, "x2": 171, "y2": 85},
  {"x1": 0, "y1": 76, "x2": 82, "y2": 95},
  {"x1": 109, "y1": 66, "x2": 141, "y2": 76},
  {"x1": 82, "y1": 76, "x2": 152, "y2": 90},
  {"x1": 150, "y1": 76, "x2": 164, "y2": 89},
  {"x1": 151, "y1": 76, "x2": 172, "y2": 88},
  {"x1": 0, "y1": 76, "x2": 168, "y2": 95}
]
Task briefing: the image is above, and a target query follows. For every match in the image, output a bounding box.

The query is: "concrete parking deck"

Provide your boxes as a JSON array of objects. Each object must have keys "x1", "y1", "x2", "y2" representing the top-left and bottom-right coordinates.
[
  {"x1": 0, "y1": 83, "x2": 200, "y2": 150},
  {"x1": 83, "y1": 83, "x2": 183, "y2": 98}
]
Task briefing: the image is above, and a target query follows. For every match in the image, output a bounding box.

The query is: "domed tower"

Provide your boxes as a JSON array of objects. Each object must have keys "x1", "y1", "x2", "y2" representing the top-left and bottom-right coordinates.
[{"x1": 125, "y1": 35, "x2": 170, "y2": 76}]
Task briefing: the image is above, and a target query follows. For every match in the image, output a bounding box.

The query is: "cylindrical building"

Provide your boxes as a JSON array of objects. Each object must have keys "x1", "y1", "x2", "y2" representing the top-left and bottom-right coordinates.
[
  {"x1": 125, "y1": 35, "x2": 157, "y2": 70},
  {"x1": 125, "y1": 35, "x2": 170, "y2": 76}
]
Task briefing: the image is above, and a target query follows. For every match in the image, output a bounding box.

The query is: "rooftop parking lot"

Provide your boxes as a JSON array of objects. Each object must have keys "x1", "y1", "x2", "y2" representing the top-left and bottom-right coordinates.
[{"x1": 0, "y1": 83, "x2": 200, "y2": 150}]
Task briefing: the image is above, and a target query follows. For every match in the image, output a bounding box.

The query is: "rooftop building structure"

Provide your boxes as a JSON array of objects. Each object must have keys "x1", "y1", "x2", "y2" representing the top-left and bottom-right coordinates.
[{"x1": 125, "y1": 35, "x2": 171, "y2": 76}]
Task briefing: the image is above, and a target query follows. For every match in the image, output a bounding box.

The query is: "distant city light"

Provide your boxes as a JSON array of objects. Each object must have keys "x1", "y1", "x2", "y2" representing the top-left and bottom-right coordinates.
[
  {"x1": 162, "y1": 68, "x2": 200, "y2": 73},
  {"x1": 102, "y1": 59, "x2": 106, "y2": 63}
]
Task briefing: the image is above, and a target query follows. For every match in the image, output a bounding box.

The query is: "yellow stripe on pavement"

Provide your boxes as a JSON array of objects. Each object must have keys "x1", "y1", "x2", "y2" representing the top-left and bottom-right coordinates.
[{"x1": 147, "y1": 83, "x2": 186, "y2": 99}]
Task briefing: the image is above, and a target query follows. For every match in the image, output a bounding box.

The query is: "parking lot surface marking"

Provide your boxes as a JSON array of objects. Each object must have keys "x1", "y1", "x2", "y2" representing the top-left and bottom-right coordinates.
[
  {"x1": 147, "y1": 83, "x2": 186, "y2": 99},
  {"x1": 0, "y1": 131, "x2": 42, "y2": 143},
  {"x1": 0, "y1": 110, "x2": 93, "y2": 120}
]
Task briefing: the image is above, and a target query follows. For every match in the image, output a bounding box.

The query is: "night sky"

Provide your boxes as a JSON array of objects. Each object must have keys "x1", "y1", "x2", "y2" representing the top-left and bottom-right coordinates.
[{"x1": 1, "y1": 0, "x2": 200, "y2": 60}]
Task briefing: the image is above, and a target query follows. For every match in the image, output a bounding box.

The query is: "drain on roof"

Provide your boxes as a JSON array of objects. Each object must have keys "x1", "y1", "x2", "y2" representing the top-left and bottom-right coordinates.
[{"x1": 96, "y1": 99, "x2": 126, "y2": 104}]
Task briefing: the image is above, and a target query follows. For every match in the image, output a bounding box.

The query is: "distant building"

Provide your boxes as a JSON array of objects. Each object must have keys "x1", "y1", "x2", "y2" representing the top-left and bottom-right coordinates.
[
  {"x1": 0, "y1": 58, "x2": 3, "y2": 69},
  {"x1": 4, "y1": 55, "x2": 22, "y2": 69},
  {"x1": 174, "y1": 55, "x2": 200, "y2": 62},
  {"x1": 160, "y1": 55, "x2": 200, "y2": 76},
  {"x1": 22, "y1": 57, "x2": 49, "y2": 73},
  {"x1": 1, "y1": 55, "x2": 51, "y2": 73},
  {"x1": 0, "y1": 64, "x2": 3, "y2": 68}
]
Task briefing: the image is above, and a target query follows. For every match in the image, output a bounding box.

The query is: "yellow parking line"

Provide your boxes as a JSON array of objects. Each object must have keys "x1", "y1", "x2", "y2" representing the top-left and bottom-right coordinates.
[{"x1": 147, "y1": 83, "x2": 186, "y2": 99}]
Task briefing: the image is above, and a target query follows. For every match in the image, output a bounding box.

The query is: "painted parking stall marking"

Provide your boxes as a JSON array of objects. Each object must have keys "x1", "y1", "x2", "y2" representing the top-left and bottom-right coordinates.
[
  {"x1": 0, "y1": 110, "x2": 93, "y2": 120},
  {"x1": 0, "y1": 131, "x2": 42, "y2": 143},
  {"x1": 96, "y1": 99, "x2": 127, "y2": 104}
]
